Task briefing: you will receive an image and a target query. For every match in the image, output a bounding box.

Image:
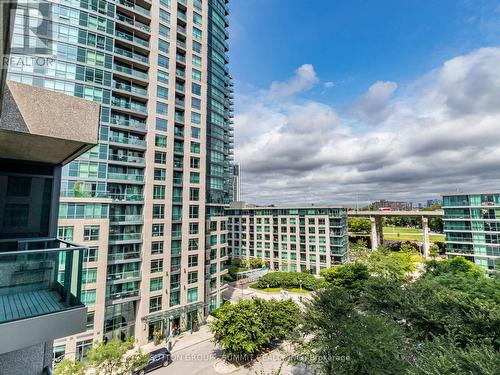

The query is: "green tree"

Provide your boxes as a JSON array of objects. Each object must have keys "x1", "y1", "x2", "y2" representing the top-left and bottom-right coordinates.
[
  {"x1": 424, "y1": 256, "x2": 485, "y2": 278},
  {"x1": 53, "y1": 359, "x2": 86, "y2": 375},
  {"x1": 55, "y1": 338, "x2": 149, "y2": 375},
  {"x1": 320, "y1": 262, "x2": 370, "y2": 293},
  {"x1": 348, "y1": 218, "x2": 372, "y2": 233},
  {"x1": 361, "y1": 247, "x2": 420, "y2": 282},
  {"x1": 210, "y1": 298, "x2": 299, "y2": 362},
  {"x1": 408, "y1": 338, "x2": 500, "y2": 375},
  {"x1": 292, "y1": 286, "x2": 411, "y2": 375}
]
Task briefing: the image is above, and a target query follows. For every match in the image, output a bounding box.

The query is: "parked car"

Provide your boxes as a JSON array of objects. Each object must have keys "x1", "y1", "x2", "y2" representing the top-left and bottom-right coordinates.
[{"x1": 132, "y1": 347, "x2": 172, "y2": 375}]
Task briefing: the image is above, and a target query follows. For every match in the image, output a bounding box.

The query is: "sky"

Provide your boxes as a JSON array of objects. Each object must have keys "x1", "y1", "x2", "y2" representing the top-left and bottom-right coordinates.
[{"x1": 227, "y1": 0, "x2": 500, "y2": 207}]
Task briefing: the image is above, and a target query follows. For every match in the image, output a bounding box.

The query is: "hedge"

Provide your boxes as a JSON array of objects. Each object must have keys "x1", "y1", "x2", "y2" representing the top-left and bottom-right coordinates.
[{"x1": 255, "y1": 271, "x2": 327, "y2": 291}]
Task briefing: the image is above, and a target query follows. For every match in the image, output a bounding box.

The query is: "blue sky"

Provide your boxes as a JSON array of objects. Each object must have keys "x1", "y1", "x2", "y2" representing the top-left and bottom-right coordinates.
[
  {"x1": 229, "y1": 0, "x2": 500, "y2": 106},
  {"x1": 227, "y1": 0, "x2": 500, "y2": 206}
]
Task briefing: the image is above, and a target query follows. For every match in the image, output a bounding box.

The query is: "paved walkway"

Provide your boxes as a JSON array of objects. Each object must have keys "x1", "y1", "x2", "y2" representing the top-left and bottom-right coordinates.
[
  {"x1": 223, "y1": 285, "x2": 312, "y2": 304},
  {"x1": 141, "y1": 321, "x2": 214, "y2": 355}
]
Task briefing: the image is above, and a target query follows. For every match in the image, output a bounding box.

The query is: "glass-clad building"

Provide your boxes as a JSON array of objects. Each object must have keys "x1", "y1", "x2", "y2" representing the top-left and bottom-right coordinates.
[
  {"x1": 8, "y1": 0, "x2": 233, "y2": 359},
  {"x1": 442, "y1": 192, "x2": 500, "y2": 273}
]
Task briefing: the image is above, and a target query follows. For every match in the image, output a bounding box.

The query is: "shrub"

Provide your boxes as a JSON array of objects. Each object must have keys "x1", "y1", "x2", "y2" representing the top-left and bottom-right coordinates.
[{"x1": 255, "y1": 271, "x2": 325, "y2": 291}]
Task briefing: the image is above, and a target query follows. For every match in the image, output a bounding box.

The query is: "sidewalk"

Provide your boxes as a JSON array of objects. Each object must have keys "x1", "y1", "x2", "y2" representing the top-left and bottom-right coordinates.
[{"x1": 140, "y1": 322, "x2": 214, "y2": 355}]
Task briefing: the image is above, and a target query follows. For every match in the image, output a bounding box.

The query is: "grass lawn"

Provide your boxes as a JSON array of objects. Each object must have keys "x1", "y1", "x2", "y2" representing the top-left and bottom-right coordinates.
[
  {"x1": 383, "y1": 226, "x2": 445, "y2": 242},
  {"x1": 249, "y1": 285, "x2": 310, "y2": 294}
]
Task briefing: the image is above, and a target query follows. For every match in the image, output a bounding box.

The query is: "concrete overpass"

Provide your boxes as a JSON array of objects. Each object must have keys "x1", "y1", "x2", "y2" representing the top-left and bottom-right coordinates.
[{"x1": 347, "y1": 210, "x2": 444, "y2": 258}]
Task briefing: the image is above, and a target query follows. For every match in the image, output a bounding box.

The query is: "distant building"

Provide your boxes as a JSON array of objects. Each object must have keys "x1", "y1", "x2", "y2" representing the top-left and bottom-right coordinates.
[
  {"x1": 426, "y1": 199, "x2": 442, "y2": 207},
  {"x1": 226, "y1": 202, "x2": 349, "y2": 275},
  {"x1": 442, "y1": 192, "x2": 500, "y2": 273},
  {"x1": 371, "y1": 199, "x2": 413, "y2": 211},
  {"x1": 232, "y1": 164, "x2": 241, "y2": 202}
]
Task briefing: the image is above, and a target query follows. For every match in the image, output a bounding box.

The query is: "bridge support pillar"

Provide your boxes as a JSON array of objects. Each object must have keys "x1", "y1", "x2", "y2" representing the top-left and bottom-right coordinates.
[
  {"x1": 422, "y1": 217, "x2": 430, "y2": 259},
  {"x1": 370, "y1": 217, "x2": 383, "y2": 250}
]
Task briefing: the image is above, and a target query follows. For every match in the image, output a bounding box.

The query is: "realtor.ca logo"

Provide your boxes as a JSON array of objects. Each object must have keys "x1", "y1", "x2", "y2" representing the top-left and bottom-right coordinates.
[{"x1": 2, "y1": 0, "x2": 55, "y2": 68}]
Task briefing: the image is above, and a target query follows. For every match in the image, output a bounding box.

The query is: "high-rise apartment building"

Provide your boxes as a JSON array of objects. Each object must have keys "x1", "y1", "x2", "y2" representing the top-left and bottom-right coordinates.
[
  {"x1": 442, "y1": 192, "x2": 500, "y2": 273},
  {"x1": 232, "y1": 163, "x2": 240, "y2": 202},
  {"x1": 8, "y1": 0, "x2": 233, "y2": 359},
  {"x1": 226, "y1": 204, "x2": 349, "y2": 275}
]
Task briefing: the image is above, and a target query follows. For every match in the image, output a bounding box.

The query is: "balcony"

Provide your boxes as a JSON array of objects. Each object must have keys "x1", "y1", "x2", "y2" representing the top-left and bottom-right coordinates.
[
  {"x1": 111, "y1": 98, "x2": 148, "y2": 114},
  {"x1": 110, "y1": 117, "x2": 147, "y2": 132},
  {"x1": 114, "y1": 46, "x2": 149, "y2": 65},
  {"x1": 113, "y1": 64, "x2": 148, "y2": 81},
  {"x1": 116, "y1": 0, "x2": 151, "y2": 17},
  {"x1": 109, "y1": 135, "x2": 147, "y2": 148},
  {"x1": 108, "y1": 233, "x2": 143, "y2": 242},
  {"x1": 109, "y1": 214, "x2": 144, "y2": 223},
  {"x1": 109, "y1": 192, "x2": 144, "y2": 202},
  {"x1": 107, "y1": 251, "x2": 141, "y2": 263},
  {"x1": 116, "y1": 13, "x2": 150, "y2": 33},
  {"x1": 113, "y1": 81, "x2": 148, "y2": 97},
  {"x1": 108, "y1": 154, "x2": 145, "y2": 165},
  {"x1": 116, "y1": 30, "x2": 150, "y2": 48},
  {"x1": 107, "y1": 270, "x2": 141, "y2": 282},
  {"x1": 107, "y1": 172, "x2": 144, "y2": 182},
  {"x1": 0, "y1": 239, "x2": 87, "y2": 354}
]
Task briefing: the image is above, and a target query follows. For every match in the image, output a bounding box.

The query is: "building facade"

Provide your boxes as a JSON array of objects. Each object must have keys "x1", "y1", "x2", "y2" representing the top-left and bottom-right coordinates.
[
  {"x1": 371, "y1": 199, "x2": 413, "y2": 211},
  {"x1": 226, "y1": 204, "x2": 349, "y2": 275},
  {"x1": 8, "y1": 0, "x2": 232, "y2": 360},
  {"x1": 232, "y1": 163, "x2": 240, "y2": 202},
  {"x1": 442, "y1": 193, "x2": 500, "y2": 273}
]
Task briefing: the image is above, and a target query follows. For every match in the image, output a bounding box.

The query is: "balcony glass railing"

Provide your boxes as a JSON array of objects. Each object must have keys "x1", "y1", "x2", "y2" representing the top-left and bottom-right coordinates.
[
  {"x1": 114, "y1": 46, "x2": 149, "y2": 64},
  {"x1": 60, "y1": 190, "x2": 108, "y2": 198},
  {"x1": 116, "y1": 0, "x2": 150, "y2": 17},
  {"x1": 176, "y1": 54, "x2": 186, "y2": 63},
  {"x1": 177, "y1": 25, "x2": 187, "y2": 34},
  {"x1": 110, "y1": 117, "x2": 146, "y2": 131},
  {"x1": 106, "y1": 289, "x2": 140, "y2": 300},
  {"x1": 175, "y1": 83, "x2": 185, "y2": 93},
  {"x1": 114, "y1": 64, "x2": 148, "y2": 80},
  {"x1": 116, "y1": 30, "x2": 150, "y2": 48},
  {"x1": 107, "y1": 270, "x2": 141, "y2": 281},
  {"x1": 116, "y1": 14, "x2": 151, "y2": 32},
  {"x1": 108, "y1": 233, "x2": 142, "y2": 241},
  {"x1": 107, "y1": 172, "x2": 144, "y2": 182},
  {"x1": 108, "y1": 154, "x2": 145, "y2": 164},
  {"x1": 109, "y1": 214, "x2": 143, "y2": 223},
  {"x1": 109, "y1": 135, "x2": 147, "y2": 147},
  {"x1": 0, "y1": 238, "x2": 85, "y2": 324},
  {"x1": 113, "y1": 81, "x2": 148, "y2": 96},
  {"x1": 108, "y1": 251, "x2": 141, "y2": 262},
  {"x1": 109, "y1": 192, "x2": 144, "y2": 202},
  {"x1": 175, "y1": 114, "x2": 184, "y2": 123}
]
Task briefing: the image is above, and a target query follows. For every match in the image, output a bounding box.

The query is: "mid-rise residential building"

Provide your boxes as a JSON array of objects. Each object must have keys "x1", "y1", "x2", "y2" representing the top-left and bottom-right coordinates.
[
  {"x1": 442, "y1": 192, "x2": 500, "y2": 273},
  {"x1": 8, "y1": 0, "x2": 233, "y2": 359},
  {"x1": 371, "y1": 199, "x2": 413, "y2": 211},
  {"x1": 226, "y1": 204, "x2": 349, "y2": 275},
  {"x1": 0, "y1": 80, "x2": 100, "y2": 374}
]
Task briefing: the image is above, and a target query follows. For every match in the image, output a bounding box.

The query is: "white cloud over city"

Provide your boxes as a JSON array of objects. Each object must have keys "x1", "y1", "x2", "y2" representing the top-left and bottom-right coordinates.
[{"x1": 233, "y1": 47, "x2": 500, "y2": 206}]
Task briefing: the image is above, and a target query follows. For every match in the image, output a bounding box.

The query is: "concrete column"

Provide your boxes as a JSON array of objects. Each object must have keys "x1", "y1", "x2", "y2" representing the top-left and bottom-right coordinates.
[
  {"x1": 370, "y1": 217, "x2": 378, "y2": 251},
  {"x1": 376, "y1": 217, "x2": 384, "y2": 247},
  {"x1": 422, "y1": 217, "x2": 430, "y2": 259}
]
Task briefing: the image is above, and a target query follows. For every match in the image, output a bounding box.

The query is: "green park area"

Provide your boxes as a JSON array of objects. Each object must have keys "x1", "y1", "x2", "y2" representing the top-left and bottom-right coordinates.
[{"x1": 383, "y1": 226, "x2": 445, "y2": 242}]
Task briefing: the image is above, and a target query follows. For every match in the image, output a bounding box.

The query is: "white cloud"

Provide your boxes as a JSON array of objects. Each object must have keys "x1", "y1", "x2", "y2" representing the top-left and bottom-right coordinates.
[
  {"x1": 234, "y1": 47, "x2": 500, "y2": 206},
  {"x1": 324, "y1": 81, "x2": 335, "y2": 88},
  {"x1": 269, "y1": 64, "x2": 319, "y2": 98}
]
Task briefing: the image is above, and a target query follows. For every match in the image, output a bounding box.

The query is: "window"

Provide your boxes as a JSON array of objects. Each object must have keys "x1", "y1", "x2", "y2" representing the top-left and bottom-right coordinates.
[
  {"x1": 157, "y1": 86, "x2": 168, "y2": 100},
  {"x1": 189, "y1": 188, "x2": 199, "y2": 201},
  {"x1": 76, "y1": 339, "x2": 93, "y2": 361},
  {"x1": 192, "y1": 68, "x2": 201, "y2": 82},
  {"x1": 154, "y1": 168, "x2": 166, "y2": 181},
  {"x1": 188, "y1": 254, "x2": 198, "y2": 267},
  {"x1": 151, "y1": 259, "x2": 163, "y2": 273},
  {"x1": 58, "y1": 226, "x2": 74, "y2": 241},
  {"x1": 191, "y1": 126, "x2": 200, "y2": 139},
  {"x1": 190, "y1": 157, "x2": 200, "y2": 169},
  {"x1": 156, "y1": 102, "x2": 168, "y2": 115},
  {"x1": 192, "y1": 41, "x2": 202, "y2": 53},
  {"x1": 83, "y1": 247, "x2": 98, "y2": 262},
  {"x1": 160, "y1": 9, "x2": 170, "y2": 23},
  {"x1": 153, "y1": 185, "x2": 165, "y2": 199},
  {"x1": 188, "y1": 238, "x2": 199, "y2": 250},
  {"x1": 83, "y1": 225, "x2": 99, "y2": 241},
  {"x1": 191, "y1": 112, "x2": 201, "y2": 125},
  {"x1": 155, "y1": 135, "x2": 167, "y2": 147},
  {"x1": 158, "y1": 70, "x2": 169, "y2": 83},
  {"x1": 86, "y1": 312, "x2": 95, "y2": 330},
  {"x1": 190, "y1": 142, "x2": 200, "y2": 153},
  {"x1": 159, "y1": 39, "x2": 169, "y2": 53},
  {"x1": 192, "y1": 27, "x2": 202, "y2": 40},
  {"x1": 82, "y1": 268, "x2": 97, "y2": 284},
  {"x1": 187, "y1": 287, "x2": 198, "y2": 303},
  {"x1": 191, "y1": 97, "x2": 201, "y2": 110},
  {"x1": 150, "y1": 277, "x2": 163, "y2": 292},
  {"x1": 158, "y1": 54, "x2": 169, "y2": 68},
  {"x1": 189, "y1": 205, "x2": 199, "y2": 219},
  {"x1": 155, "y1": 151, "x2": 167, "y2": 164},
  {"x1": 189, "y1": 223, "x2": 199, "y2": 234},
  {"x1": 152, "y1": 223, "x2": 164, "y2": 237},
  {"x1": 81, "y1": 290, "x2": 96, "y2": 305},
  {"x1": 152, "y1": 241, "x2": 164, "y2": 255},
  {"x1": 153, "y1": 204, "x2": 165, "y2": 219},
  {"x1": 149, "y1": 296, "x2": 162, "y2": 313},
  {"x1": 156, "y1": 118, "x2": 168, "y2": 131},
  {"x1": 159, "y1": 24, "x2": 170, "y2": 37},
  {"x1": 190, "y1": 172, "x2": 200, "y2": 183},
  {"x1": 188, "y1": 271, "x2": 198, "y2": 284},
  {"x1": 192, "y1": 83, "x2": 201, "y2": 96},
  {"x1": 193, "y1": 12, "x2": 202, "y2": 26}
]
